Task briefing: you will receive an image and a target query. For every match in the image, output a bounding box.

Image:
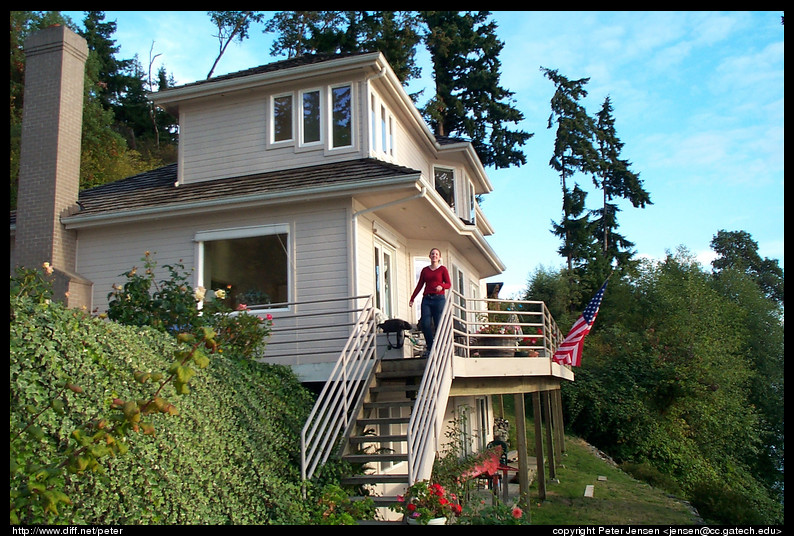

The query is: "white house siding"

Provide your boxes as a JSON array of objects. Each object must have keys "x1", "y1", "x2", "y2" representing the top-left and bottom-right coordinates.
[
  {"x1": 74, "y1": 200, "x2": 352, "y2": 368},
  {"x1": 353, "y1": 210, "x2": 414, "y2": 324},
  {"x1": 177, "y1": 80, "x2": 369, "y2": 185}
]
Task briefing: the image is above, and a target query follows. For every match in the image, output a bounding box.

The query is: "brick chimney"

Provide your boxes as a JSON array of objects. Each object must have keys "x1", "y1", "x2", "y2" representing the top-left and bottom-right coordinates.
[{"x1": 14, "y1": 24, "x2": 93, "y2": 308}]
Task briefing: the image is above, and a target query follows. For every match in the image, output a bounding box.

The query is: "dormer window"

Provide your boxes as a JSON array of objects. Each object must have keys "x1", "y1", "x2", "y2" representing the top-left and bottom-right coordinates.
[{"x1": 434, "y1": 167, "x2": 455, "y2": 210}]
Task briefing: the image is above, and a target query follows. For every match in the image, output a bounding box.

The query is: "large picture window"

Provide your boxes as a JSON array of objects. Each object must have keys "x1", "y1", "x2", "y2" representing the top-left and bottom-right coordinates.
[{"x1": 197, "y1": 226, "x2": 289, "y2": 309}]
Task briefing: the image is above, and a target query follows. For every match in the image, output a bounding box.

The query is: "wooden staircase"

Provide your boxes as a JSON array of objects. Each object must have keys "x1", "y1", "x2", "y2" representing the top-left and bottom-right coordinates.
[{"x1": 341, "y1": 357, "x2": 427, "y2": 510}]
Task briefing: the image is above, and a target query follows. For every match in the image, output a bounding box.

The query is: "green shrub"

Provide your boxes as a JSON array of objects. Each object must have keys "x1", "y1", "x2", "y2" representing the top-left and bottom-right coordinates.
[
  {"x1": 10, "y1": 265, "x2": 315, "y2": 524},
  {"x1": 620, "y1": 461, "x2": 682, "y2": 495},
  {"x1": 689, "y1": 479, "x2": 767, "y2": 525},
  {"x1": 106, "y1": 251, "x2": 273, "y2": 360}
]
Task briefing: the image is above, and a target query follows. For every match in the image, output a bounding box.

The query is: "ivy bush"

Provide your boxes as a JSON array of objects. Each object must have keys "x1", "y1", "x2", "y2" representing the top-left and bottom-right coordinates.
[{"x1": 10, "y1": 265, "x2": 316, "y2": 524}]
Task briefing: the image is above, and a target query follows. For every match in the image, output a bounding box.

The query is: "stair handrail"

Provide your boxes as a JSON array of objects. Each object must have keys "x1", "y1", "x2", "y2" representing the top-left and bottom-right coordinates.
[
  {"x1": 406, "y1": 293, "x2": 455, "y2": 484},
  {"x1": 300, "y1": 295, "x2": 379, "y2": 483}
]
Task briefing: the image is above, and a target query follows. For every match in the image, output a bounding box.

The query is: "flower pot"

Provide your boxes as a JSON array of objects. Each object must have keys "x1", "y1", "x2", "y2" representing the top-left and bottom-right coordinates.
[
  {"x1": 406, "y1": 517, "x2": 447, "y2": 525},
  {"x1": 478, "y1": 336, "x2": 516, "y2": 357}
]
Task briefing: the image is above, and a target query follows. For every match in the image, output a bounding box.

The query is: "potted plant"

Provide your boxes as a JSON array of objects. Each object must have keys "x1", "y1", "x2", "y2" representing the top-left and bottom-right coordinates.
[
  {"x1": 515, "y1": 327, "x2": 543, "y2": 357},
  {"x1": 391, "y1": 480, "x2": 462, "y2": 525}
]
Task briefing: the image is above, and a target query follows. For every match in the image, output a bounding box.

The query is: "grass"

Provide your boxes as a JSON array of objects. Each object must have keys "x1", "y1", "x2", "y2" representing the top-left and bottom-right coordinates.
[
  {"x1": 485, "y1": 395, "x2": 700, "y2": 525},
  {"x1": 523, "y1": 436, "x2": 699, "y2": 525}
]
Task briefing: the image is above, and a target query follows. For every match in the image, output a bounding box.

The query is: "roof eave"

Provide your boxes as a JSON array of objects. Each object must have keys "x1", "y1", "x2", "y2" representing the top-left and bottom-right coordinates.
[{"x1": 62, "y1": 173, "x2": 421, "y2": 229}]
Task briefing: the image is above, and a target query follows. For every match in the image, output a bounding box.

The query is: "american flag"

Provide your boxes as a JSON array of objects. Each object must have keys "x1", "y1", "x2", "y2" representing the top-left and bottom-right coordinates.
[{"x1": 552, "y1": 280, "x2": 608, "y2": 367}]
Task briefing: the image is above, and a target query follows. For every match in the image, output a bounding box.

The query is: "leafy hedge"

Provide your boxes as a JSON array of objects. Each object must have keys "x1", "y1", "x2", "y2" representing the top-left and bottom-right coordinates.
[{"x1": 10, "y1": 276, "x2": 316, "y2": 524}]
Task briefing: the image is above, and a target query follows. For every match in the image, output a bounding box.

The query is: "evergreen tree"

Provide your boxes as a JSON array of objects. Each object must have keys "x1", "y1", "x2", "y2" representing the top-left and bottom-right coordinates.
[
  {"x1": 541, "y1": 67, "x2": 599, "y2": 271},
  {"x1": 419, "y1": 11, "x2": 532, "y2": 168},
  {"x1": 77, "y1": 12, "x2": 132, "y2": 113},
  {"x1": 263, "y1": 10, "x2": 531, "y2": 169},
  {"x1": 591, "y1": 96, "x2": 651, "y2": 264},
  {"x1": 710, "y1": 230, "x2": 784, "y2": 305}
]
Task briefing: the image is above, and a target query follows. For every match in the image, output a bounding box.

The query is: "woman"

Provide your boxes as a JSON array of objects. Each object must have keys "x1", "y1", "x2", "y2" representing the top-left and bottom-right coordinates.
[{"x1": 409, "y1": 248, "x2": 451, "y2": 356}]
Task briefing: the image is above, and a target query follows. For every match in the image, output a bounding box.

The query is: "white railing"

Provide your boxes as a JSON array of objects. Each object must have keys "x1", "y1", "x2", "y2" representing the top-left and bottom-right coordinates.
[
  {"x1": 299, "y1": 295, "x2": 379, "y2": 482},
  {"x1": 449, "y1": 292, "x2": 564, "y2": 358},
  {"x1": 406, "y1": 295, "x2": 455, "y2": 484},
  {"x1": 282, "y1": 291, "x2": 563, "y2": 485}
]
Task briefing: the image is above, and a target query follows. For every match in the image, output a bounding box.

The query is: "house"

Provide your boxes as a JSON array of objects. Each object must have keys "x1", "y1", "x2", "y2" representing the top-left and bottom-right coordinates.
[{"x1": 11, "y1": 25, "x2": 574, "y2": 512}]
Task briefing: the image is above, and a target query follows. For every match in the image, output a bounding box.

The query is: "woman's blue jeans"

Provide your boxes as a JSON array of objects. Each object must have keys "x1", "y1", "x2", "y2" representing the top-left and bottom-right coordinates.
[{"x1": 420, "y1": 294, "x2": 446, "y2": 354}]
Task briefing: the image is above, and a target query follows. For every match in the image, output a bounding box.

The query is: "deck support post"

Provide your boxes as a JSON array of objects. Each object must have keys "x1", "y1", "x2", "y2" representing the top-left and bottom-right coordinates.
[
  {"x1": 531, "y1": 392, "x2": 545, "y2": 500},
  {"x1": 513, "y1": 393, "x2": 530, "y2": 513}
]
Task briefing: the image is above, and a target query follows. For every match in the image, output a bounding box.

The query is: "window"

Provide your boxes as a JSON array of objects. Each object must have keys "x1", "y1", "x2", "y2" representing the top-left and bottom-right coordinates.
[
  {"x1": 371, "y1": 95, "x2": 378, "y2": 150},
  {"x1": 462, "y1": 179, "x2": 476, "y2": 224},
  {"x1": 388, "y1": 115, "x2": 394, "y2": 156},
  {"x1": 381, "y1": 105, "x2": 387, "y2": 154},
  {"x1": 374, "y1": 241, "x2": 394, "y2": 318},
  {"x1": 434, "y1": 167, "x2": 455, "y2": 210},
  {"x1": 331, "y1": 85, "x2": 352, "y2": 148},
  {"x1": 272, "y1": 94, "x2": 293, "y2": 142},
  {"x1": 197, "y1": 226, "x2": 289, "y2": 309},
  {"x1": 301, "y1": 89, "x2": 321, "y2": 144},
  {"x1": 452, "y1": 265, "x2": 466, "y2": 321}
]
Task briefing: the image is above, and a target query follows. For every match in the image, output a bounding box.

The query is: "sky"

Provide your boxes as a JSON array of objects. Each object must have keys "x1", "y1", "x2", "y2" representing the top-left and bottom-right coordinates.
[{"x1": 62, "y1": 11, "x2": 784, "y2": 298}]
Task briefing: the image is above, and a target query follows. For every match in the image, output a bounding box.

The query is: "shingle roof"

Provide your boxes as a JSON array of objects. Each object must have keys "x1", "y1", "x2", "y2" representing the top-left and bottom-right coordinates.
[
  {"x1": 61, "y1": 158, "x2": 420, "y2": 221},
  {"x1": 164, "y1": 52, "x2": 374, "y2": 92}
]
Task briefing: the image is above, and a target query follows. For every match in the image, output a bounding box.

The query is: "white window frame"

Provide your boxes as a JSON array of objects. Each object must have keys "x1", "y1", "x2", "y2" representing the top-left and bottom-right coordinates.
[
  {"x1": 299, "y1": 88, "x2": 323, "y2": 147},
  {"x1": 194, "y1": 224, "x2": 291, "y2": 311},
  {"x1": 434, "y1": 166, "x2": 456, "y2": 212},
  {"x1": 374, "y1": 239, "x2": 395, "y2": 319},
  {"x1": 329, "y1": 83, "x2": 354, "y2": 149},
  {"x1": 270, "y1": 92, "x2": 294, "y2": 144}
]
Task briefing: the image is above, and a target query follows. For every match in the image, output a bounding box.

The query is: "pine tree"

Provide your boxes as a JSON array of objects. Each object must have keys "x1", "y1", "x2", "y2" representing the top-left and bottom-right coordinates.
[
  {"x1": 420, "y1": 11, "x2": 532, "y2": 168},
  {"x1": 541, "y1": 67, "x2": 599, "y2": 271},
  {"x1": 591, "y1": 96, "x2": 651, "y2": 263},
  {"x1": 263, "y1": 10, "x2": 531, "y2": 169}
]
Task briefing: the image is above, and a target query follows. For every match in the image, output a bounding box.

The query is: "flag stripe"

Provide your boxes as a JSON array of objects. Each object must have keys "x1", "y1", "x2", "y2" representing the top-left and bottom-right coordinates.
[{"x1": 552, "y1": 280, "x2": 607, "y2": 367}]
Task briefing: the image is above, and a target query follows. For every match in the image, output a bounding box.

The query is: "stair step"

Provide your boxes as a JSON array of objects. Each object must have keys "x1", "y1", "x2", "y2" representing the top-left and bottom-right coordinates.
[
  {"x1": 357, "y1": 416, "x2": 410, "y2": 426},
  {"x1": 363, "y1": 400, "x2": 414, "y2": 410},
  {"x1": 370, "y1": 384, "x2": 418, "y2": 393},
  {"x1": 342, "y1": 474, "x2": 409, "y2": 485},
  {"x1": 379, "y1": 359, "x2": 427, "y2": 373},
  {"x1": 352, "y1": 495, "x2": 403, "y2": 506},
  {"x1": 376, "y1": 369, "x2": 423, "y2": 379},
  {"x1": 349, "y1": 434, "x2": 407, "y2": 444},
  {"x1": 343, "y1": 453, "x2": 409, "y2": 463}
]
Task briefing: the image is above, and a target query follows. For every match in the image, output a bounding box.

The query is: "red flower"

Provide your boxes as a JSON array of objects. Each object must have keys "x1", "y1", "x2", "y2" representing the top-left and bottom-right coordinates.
[{"x1": 512, "y1": 506, "x2": 523, "y2": 518}]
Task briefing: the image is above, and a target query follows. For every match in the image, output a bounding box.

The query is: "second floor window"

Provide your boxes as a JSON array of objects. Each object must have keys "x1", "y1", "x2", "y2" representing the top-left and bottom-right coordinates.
[
  {"x1": 434, "y1": 167, "x2": 455, "y2": 210},
  {"x1": 331, "y1": 85, "x2": 352, "y2": 148},
  {"x1": 302, "y1": 90, "x2": 321, "y2": 144},
  {"x1": 272, "y1": 94, "x2": 293, "y2": 142}
]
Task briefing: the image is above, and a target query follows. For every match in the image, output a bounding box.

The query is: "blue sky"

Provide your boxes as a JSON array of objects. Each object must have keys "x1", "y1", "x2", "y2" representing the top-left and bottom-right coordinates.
[{"x1": 63, "y1": 11, "x2": 784, "y2": 297}]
